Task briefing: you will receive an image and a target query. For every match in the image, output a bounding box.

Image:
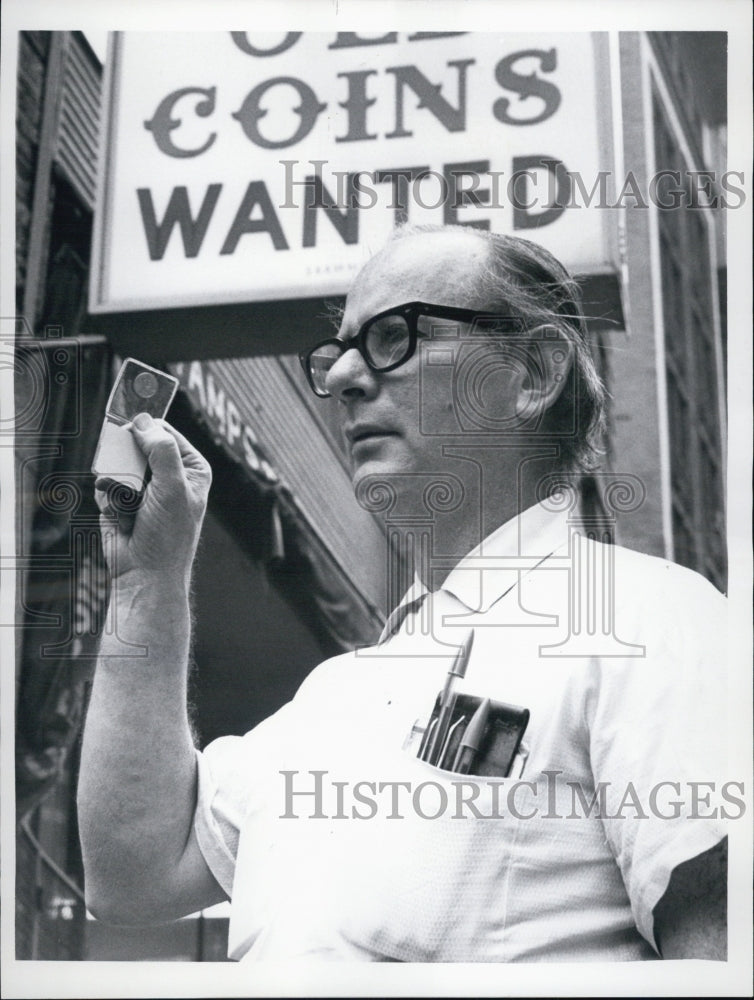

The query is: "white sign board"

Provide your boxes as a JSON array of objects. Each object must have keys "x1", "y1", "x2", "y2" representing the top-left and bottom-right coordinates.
[{"x1": 91, "y1": 31, "x2": 613, "y2": 312}]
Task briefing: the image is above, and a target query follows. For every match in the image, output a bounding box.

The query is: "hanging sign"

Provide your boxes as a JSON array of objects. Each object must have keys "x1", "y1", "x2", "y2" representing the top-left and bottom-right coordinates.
[{"x1": 90, "y1": 31, "x2": 613, "y2": 314}]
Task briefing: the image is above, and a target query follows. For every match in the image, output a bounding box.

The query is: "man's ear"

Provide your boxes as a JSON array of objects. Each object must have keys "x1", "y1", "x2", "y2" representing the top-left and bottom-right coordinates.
[{"x1": 514, "y1": 325, "x2": 574, "y2": 422}]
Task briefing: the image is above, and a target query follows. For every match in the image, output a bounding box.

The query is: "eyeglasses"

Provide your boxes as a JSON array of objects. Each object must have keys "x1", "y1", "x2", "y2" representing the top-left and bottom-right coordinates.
[{"x1": 299, "y1": 301, "x2": 523, "y2": 398}]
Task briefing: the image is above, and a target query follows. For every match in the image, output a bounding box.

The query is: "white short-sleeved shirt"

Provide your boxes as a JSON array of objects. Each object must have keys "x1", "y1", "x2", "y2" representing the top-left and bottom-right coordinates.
[{"x1": 194, "y1": 501, "x2": 729, "y2": 962}]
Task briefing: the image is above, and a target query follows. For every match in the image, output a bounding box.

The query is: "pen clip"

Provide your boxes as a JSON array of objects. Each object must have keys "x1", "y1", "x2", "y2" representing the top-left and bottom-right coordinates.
[
  {"x1": 418, "y1": 715, "x2": 439, "y2": 762},
  {"x1": 437, "y1": 715, "x2": 467, "y2": 770}
]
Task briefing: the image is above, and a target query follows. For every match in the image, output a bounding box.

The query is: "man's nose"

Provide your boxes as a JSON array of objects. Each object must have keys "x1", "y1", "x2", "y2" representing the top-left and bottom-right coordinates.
[{"x1": 325, "y1": 346, "x2": 378, "y2": 401}]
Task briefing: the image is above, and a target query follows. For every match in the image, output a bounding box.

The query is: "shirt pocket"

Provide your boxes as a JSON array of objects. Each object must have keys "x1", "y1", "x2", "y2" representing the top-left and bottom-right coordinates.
[{"x1": 299, "y1": 744, "x2": 520, "y2": 962}]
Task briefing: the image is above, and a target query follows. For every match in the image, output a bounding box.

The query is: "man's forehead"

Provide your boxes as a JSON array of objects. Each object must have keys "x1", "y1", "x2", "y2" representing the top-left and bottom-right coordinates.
[{"x1": 342, "y1": 230, "x2": 490, "y2": 330}]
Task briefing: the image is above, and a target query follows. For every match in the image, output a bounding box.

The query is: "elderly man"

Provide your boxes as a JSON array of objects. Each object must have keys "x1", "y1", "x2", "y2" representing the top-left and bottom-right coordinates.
[{"x1": 79, "y1": 225, "x2": 728, "y2": 963}]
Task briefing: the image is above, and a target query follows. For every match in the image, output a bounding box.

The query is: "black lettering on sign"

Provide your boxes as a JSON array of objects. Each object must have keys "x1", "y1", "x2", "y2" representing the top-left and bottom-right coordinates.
[
  {"x1": 407, "y1": 32, "x2": 468, "y2": 41},
  {"x1": 385, "y1": 60, "x2": 475, "y2": 139},
  {"x1": 144, "y1": 87, "x2": 217, "y2": 158},
  {"x1": 230, "y1": 32, "x2": 302, "y2": 57},
  {"x1": 328, "y1": 32, "x2": 398, "y2": 48},
  {"x1": 373, "y1": 166, "x2": 429, "y2": 226},
  {"x1": 220, "y1": 181, "x2": 289, "y2": 253},
  {"x1": 442, "y1": 160, "x2": 491, "y2": 229},
  {"x1": 137, "y1": 185, "x2": 222, "y2": 259},
  {"x1": 493, "y1": 49, "x2": 561, "y2": 126},
  {"x1": 511, "y1": 156, "x2": 570, "y2": 229},
  {"x1": 302, "y1": 176, "x2": 359, "y2": 247},
  {"x1": 232, "y1": 77, "x2": 326, "y2": 149},
  {"x1": 336, "y1": 70, "x2": 379, "y2": 143}
]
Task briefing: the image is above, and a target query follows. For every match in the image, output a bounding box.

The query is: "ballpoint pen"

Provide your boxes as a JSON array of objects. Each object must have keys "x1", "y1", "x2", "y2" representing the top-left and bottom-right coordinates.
[
  {"x1": 423, "y1": 630, "x2": 475, "y2": 765},
  {"x1": 452, "y1": 697, "x2": 490, "y2": 774}
]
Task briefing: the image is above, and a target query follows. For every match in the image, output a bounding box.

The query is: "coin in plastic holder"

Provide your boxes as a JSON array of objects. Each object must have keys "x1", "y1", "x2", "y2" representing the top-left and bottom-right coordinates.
[
  {"x1": 133, "y1": 371, "x2": 159, "y2": 399},
  {"x1": 108, "y1": 359, "x2": 178, "y2": 423},
  {"x1": 92, "y1": 358, "x2": 179, "y2": 492}
]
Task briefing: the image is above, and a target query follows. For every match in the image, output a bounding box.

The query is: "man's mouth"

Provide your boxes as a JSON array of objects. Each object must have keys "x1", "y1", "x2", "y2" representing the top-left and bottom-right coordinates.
[{"x1": 346, "y1": 425, "x2": 398, "y2": 446}]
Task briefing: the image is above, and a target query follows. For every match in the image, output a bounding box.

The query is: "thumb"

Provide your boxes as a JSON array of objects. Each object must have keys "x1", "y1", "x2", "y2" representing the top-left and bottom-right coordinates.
[{"x1": 129, "y1": 412, "x2": 184, "y2": 482}]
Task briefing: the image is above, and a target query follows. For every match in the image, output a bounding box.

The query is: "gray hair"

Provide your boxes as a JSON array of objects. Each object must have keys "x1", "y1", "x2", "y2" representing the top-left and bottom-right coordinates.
[{"x1": 386, "y1": 223, "x2": 607, "y2": 472}]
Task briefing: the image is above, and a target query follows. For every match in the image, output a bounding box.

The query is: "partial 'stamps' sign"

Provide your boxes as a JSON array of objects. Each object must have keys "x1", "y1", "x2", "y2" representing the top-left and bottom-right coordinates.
[{"x1": 90, "y1": 31, "x2": 614, "y2": 313}]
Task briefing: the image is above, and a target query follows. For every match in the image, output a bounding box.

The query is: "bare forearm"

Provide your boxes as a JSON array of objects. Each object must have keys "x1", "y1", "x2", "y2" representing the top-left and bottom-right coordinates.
[
  {"x1": 81, "y1": 416, "x2": 220, "y2": 921},
  {"x1": 78, "y1": 572, "x2": 198, "y2": 920}
]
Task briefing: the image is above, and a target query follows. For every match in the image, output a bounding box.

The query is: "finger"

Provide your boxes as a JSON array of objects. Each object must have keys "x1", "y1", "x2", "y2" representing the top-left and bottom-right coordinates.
[
  {"x1": 99, "y1": 506, "x2": 137, "y2": 536},
  {"x1": 154, "y1": 419, "x2": 198, "y2": 457},
  {"x1": 155, "y1": 419, "x2": 212, "y2": 476},
  {"x1": 94, "y1": 479, "x2": 123, "y2": 518},
  {"x1": 95, "y1": 479, "x2": 141, "y2": 522},
  {"x1": 129, "y1": 413, "x2": 185, "y2": 482},
  {"x1": 94, "y1": 481, "x2": 112, "y2": 514}
]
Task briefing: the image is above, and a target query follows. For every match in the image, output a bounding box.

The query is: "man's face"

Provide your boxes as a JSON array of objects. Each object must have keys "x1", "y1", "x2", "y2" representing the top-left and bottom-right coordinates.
[{"x1": 327, "y1": 231, "x2": 522, "y2": 490}]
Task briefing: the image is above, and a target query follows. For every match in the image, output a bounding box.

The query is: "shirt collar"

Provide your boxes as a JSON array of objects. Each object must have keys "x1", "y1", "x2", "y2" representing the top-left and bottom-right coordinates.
[{"x1": 390, "y1": 493, "x2": 574, "y2": 617}]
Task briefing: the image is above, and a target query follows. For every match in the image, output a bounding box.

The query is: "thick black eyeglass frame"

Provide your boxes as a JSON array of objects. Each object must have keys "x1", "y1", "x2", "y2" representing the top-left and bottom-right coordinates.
[{"x1": 299, "y1": 300, "x2": 524, "y2": 398}]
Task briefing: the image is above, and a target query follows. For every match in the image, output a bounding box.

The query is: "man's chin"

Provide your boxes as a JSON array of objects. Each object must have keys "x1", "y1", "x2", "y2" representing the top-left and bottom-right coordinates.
[{"x1": 350, "y1": 461, "x2": 405, "y2": 512}]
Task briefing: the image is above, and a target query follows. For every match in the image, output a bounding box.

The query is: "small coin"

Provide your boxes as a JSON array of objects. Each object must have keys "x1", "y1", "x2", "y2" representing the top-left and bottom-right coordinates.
[{"x1": 133, "y1": 371, "x2": 159, "y2": 398}]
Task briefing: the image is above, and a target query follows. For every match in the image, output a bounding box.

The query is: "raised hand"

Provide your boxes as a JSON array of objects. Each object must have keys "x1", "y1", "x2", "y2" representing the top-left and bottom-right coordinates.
[{"x1": 95, "y1": 414, "x2": 212, "y2": 587}]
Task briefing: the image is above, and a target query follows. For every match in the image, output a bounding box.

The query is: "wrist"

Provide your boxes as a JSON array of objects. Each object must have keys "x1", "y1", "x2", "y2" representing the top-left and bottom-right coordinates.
[
  {"x1": 100, "y1": 571, "x2": 192, "y2": 663},
  {"x1": 108, "y1": 569, "x2": 192, "y2": 622}
]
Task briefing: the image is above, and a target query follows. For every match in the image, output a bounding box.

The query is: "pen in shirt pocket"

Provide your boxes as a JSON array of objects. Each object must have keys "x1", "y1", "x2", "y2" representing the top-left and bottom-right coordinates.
[
  {"x1": 423, "y1": 630, "x2": 474, "y2": 765},
  {"x1": 452, "y1": 697, "x2": 490, "y2": 774}
]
